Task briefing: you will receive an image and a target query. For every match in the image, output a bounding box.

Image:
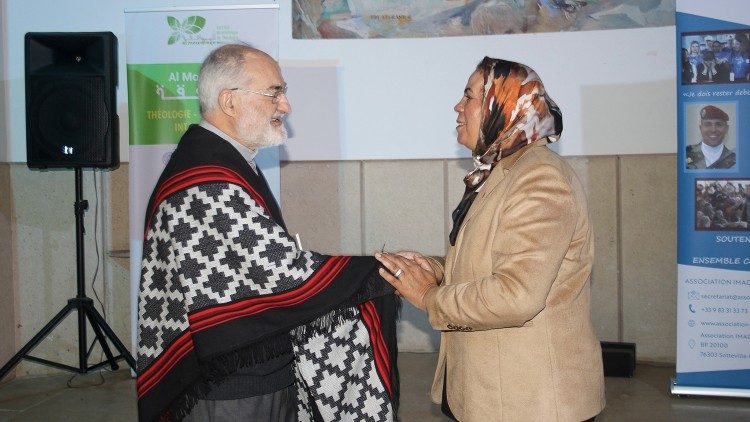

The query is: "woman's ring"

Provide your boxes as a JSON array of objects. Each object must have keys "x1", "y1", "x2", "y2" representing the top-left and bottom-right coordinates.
[{"x1": 394, "y1": 268, "x2": 403, "y2": 278}]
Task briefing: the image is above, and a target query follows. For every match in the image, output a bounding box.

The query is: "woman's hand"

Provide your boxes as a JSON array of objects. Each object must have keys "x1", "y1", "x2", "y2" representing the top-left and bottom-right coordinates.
[
  {"x1": 376, "y1": 252, "x2": 438, "y2": 311},
  {"x1": 396, "y1": 251, "x2": 444, "y2": 281}
]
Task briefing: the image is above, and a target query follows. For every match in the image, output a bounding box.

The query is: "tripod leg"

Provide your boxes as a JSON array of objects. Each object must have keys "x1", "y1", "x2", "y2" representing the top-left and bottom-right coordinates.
[
  {"x1": 83, "y1": 304, "x2": 119, "y2": 371},
  {"x1": 85, "y1": 305, "x2": 136, "y2": 370},
  {"x1": 0, "y1": 302, "x2": 76, "y2": 381},
  {"x1": 77, "y1": 299, "x2": 88, "y2": 372}
]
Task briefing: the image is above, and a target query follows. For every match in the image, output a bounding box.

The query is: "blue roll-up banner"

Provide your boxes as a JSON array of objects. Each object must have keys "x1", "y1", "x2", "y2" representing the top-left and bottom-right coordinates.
[{"x1": 674, "y1": 0, "x2": 750, "y2": 398}]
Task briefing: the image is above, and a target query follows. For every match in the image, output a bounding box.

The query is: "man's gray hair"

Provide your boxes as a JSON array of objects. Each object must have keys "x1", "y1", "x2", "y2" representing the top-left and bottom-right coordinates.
[{"x1": 197, "y1": 44, "x2": 265, "y2": 116}]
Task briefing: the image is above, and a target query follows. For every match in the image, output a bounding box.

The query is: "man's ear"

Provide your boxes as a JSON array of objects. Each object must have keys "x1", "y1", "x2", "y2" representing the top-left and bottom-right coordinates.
[{"x1": 219, "y1": 90, "x2": 237, "y2": 117}]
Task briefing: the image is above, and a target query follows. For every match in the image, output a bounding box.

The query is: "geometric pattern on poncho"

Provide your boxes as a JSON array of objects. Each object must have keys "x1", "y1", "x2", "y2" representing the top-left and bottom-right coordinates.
[
  {"x1": 137, "y1": 182, "x2": 323, "y2": 371},
  {"x1": 293, "y1": 310, "x2": 394, "y2": 422}
]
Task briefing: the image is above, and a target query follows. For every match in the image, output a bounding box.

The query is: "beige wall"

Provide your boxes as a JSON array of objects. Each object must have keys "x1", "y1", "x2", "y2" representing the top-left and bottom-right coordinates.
[
  {"x1": 1, "y1": 153, "x2": 678, "y2": 379},
  {"x1": 280, "y1": 154, "x2": 678, "y2": 361},
  {"x1": 0, "y1": 164, "x2": 15, "y2": 381}
]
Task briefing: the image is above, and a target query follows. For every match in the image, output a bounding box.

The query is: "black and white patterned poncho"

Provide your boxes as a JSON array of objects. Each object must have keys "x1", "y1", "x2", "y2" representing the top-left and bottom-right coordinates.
[{"x1": 136, "y1": 125, "x2": 399, "y2": 421}]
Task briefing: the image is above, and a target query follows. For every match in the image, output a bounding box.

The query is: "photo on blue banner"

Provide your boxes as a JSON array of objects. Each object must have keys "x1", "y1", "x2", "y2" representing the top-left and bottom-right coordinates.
[
  {"x1": 694, "y1": 178, "x2": 749, "y2": 230},
  {"x1": 681, "y1": 29, "x2": 750, "y2": 85},
  {"x1": 684, "y1": 102, "x2": 738, "y2": 170}
]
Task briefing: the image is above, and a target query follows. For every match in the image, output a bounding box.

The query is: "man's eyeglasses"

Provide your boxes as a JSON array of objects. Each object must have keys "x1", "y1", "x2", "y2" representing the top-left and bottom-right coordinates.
[{"x1": 230, "y1": 85, "x2": 288, "y2": 103}]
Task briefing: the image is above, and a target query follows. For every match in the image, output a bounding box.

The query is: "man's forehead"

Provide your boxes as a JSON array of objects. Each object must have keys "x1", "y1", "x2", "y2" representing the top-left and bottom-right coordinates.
[
  {"x1": 244, "y1": 59, "x2": 279, "y2": 73},
  {"x1": 243, "y1": 54, "x2": 283, "y2": 81}
]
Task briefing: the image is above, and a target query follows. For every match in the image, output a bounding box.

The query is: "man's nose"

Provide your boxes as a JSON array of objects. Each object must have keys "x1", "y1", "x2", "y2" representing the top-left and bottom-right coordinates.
[{"x1": 276, "y1": 93, "x2": 291, "y2": 114}]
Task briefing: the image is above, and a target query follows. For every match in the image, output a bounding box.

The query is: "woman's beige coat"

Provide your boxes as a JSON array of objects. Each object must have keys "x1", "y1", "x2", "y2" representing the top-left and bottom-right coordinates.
[{"x1": 424, "y1": 141, "x2": 605, "y2": 421}]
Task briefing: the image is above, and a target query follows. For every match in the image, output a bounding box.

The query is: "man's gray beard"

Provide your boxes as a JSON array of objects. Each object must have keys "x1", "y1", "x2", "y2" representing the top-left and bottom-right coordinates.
[
  {"x1": 257, "y1": 124, "x2": 287, "y2": 148},
  {"x1": 239, "y1": 123, "x2": 287, "y2": 149}
]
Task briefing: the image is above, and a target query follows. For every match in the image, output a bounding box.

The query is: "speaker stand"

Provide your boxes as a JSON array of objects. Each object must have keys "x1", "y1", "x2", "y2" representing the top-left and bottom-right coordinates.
[{"x1": 0, "y1": 168, "x2": 135, "y2": 381}]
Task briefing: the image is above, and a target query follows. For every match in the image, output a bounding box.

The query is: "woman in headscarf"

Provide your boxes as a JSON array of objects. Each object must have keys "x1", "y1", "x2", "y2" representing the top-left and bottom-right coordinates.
[{"x1": 377, "y1": 57, "x2": 605, "y2": 421}]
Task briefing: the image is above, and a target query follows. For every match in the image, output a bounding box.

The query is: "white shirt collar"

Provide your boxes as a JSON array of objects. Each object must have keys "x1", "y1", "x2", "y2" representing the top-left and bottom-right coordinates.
[
  {"x1": 199, "y1": 121, "x2": 258, "y2": 168},
  {"x1": 700, "y1": 141, "x2": 724, "y2": 167}
]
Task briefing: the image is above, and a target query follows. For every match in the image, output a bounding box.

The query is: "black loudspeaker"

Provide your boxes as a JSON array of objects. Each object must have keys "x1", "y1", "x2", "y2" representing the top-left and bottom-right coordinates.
[{"x1": 25, "y1": 32, "x2": 118, "y2": 168}]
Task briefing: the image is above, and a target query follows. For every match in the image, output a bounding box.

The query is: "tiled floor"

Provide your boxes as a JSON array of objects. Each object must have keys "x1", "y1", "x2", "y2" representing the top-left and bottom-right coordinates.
[{"x1": 0, "y1": 353, "x2": 748, "y2": 421}]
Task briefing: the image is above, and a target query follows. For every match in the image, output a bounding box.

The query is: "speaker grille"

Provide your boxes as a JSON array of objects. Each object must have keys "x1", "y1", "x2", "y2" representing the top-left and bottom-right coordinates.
[{"x1": 28, "y1": 76, "x2": 109, "y2": 165}]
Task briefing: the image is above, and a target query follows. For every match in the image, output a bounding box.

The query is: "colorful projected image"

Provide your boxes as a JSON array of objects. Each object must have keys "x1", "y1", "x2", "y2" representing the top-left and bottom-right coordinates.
[{"x1": 293, "y1": 0, "x2": 675, "y2": 39}]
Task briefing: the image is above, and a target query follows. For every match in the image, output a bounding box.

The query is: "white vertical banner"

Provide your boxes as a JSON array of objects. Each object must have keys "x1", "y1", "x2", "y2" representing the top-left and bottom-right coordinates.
[{"x1": 124, "y1": 5, "x2": 280, "y2": 356}]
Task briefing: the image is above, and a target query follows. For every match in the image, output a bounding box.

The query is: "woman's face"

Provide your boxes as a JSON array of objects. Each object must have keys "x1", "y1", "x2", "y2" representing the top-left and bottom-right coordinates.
[
  {"x1": 690, "y1": 42, "x2": 700, "y2": 54},
  {"x1": 454, "y1": 70, "x2": 485, "y2": 151}
]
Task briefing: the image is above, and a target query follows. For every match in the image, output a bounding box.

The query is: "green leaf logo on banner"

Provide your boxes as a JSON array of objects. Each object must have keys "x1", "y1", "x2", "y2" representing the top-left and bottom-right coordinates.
[{"x1": 166, "y1": 16, "x2": 207, "y2": 45}]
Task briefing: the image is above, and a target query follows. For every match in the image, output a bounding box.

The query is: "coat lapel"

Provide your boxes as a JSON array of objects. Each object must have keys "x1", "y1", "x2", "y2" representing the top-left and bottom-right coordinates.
[
  {"x1": 446, "y1": 140, "x2": 549, "y2": 276},
  {"x1": 461, "y1": 141, "x2": 542, "y2": 225}
]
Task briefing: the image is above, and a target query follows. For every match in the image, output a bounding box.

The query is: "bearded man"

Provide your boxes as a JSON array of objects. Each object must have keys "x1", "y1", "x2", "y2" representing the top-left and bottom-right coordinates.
[{"x1": 135, "y1": 44, "x2": 399, "y2": 422}]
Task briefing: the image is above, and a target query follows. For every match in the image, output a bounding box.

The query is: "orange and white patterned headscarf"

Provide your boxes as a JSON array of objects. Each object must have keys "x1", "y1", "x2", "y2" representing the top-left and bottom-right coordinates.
[{"x1": 450, "y1": 57, "x2": 563, "y2": 245}]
